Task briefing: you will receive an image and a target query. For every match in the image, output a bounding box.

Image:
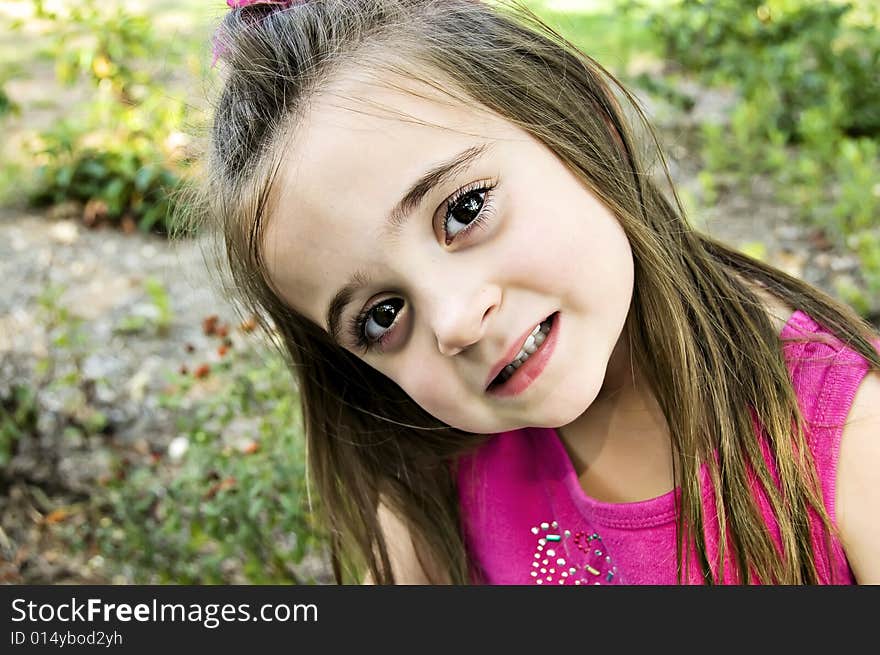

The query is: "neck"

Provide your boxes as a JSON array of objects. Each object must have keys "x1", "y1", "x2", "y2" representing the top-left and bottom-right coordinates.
[{"x1": 556, "y1": 319, "x2": 676, "y2": 502}]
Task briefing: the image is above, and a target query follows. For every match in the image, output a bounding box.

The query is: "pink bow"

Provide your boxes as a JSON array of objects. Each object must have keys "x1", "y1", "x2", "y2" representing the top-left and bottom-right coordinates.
[
  {"x1": 226, "y1": 0, "x2": 296, "y2": 8},
  {"x1": 215, "y1": 0, "x2": 300, "y2": 66}
]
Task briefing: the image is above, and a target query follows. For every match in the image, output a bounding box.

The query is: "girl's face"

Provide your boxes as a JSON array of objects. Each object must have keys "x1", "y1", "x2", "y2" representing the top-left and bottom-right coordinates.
[{"x1": 262, "y1": 73, "x2": 634, "y2": 434}]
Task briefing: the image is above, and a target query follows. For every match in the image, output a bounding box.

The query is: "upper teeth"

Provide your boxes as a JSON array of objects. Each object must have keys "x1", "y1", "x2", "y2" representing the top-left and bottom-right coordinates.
[{"x1": 502, "y1": 320, "x2": 551, "y2": 375}]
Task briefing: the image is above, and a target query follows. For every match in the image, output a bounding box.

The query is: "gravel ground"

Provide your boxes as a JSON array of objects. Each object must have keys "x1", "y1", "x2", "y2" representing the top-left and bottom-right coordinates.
[{"x1": 0, "y1": 204, "x2": 244, "y2": 583}]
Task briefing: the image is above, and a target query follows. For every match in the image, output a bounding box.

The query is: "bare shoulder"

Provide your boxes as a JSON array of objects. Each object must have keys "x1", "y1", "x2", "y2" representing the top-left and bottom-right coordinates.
[
  {"x1": 361, "y1": 501, "x2": 449, "y2": 585},
  {"x1": 745, "y1": 280, "x2": 796, "y2": 334},
  {"x1": 837, "y1": 369, "x2": 880, "y2": 584},
  {"x1": 729, "y1": 272, "x2": 795, "y2": 332}
]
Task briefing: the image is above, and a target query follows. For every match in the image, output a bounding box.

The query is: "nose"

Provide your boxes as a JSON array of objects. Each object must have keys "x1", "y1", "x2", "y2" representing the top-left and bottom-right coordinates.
[{"x1": 432, "y1": 284, "x2": 501, "y2": 357}]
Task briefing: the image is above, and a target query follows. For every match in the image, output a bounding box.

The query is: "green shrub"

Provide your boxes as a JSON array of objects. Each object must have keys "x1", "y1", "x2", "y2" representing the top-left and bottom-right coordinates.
[
  {"x1": 22, "y1": 0, "x2": 197, "y2": 235},
  {"x1": 643, "y1": 0, "x2": 880, "y2": 141},
  {"x1": 30, "y1": 134, "x2": 185, "y2": 234}
]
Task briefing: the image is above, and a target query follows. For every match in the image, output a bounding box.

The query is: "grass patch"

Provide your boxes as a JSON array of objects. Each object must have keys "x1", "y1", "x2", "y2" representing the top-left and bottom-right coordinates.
[{"x1": 524, "y1": 0, "x2": 660, "y2": 74}]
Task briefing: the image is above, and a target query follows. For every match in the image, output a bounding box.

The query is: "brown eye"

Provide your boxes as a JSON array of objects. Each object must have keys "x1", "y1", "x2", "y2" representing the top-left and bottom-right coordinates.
[
  {"x1": 444, "y1": 189, "x2": 487, "y2": 239},
  {"x1": 362, "y1": 297, "x2": 405, "y2": 342}
]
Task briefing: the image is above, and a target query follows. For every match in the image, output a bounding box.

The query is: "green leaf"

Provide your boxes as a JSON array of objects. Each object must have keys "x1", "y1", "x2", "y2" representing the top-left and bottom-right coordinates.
[
  {"x1": 56, "y1": 166, "x2": 74, "y2": 190},
  {"x1": 103, "y1": 177, "x2": 128, "y2": 215},
  {"x1": 134, "y1": 166, "x2": 155, "y2": 192}
]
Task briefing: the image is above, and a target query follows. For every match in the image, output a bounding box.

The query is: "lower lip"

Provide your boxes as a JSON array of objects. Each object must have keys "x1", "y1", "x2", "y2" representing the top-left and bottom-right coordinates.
[{"x1": 487, "y1": 312, "x2": 560, "y2": 398}]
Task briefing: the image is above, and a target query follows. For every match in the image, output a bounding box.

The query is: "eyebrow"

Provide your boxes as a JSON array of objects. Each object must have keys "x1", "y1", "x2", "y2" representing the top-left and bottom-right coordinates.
[{"x1": 325, "y1": 142, "x2": 492, "y2": 344}]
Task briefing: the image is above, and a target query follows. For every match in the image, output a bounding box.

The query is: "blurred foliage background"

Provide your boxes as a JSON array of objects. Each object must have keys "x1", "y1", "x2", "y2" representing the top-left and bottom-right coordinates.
[{"x1": 0, "y1": 0, "x2": 877, "y2": 584}]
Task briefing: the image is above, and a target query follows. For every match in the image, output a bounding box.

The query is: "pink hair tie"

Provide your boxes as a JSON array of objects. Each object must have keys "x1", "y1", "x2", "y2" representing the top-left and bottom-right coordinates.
[
  {"x1": 213, "y1": 0, "x2": 304, "y2": 66},
  {"x1": 226, "y1": 0, "x2": 299, "y2": 8}
]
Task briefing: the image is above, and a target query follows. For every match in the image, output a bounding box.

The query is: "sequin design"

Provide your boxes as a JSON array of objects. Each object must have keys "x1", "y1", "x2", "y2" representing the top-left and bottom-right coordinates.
[{"x1": 529, "y1": 521, "x2": 619, "y2": 585}]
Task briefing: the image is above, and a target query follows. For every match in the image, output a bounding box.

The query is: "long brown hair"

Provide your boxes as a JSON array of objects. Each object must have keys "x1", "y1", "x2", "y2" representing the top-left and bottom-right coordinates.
[{"x1": 175, "y1": 0, "x2": 880, "y2": 584}]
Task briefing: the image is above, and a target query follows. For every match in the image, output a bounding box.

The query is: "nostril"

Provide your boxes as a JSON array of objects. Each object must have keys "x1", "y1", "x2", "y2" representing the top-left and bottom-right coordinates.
[{"x1": 480, "y1": 286, "x2": 501, "y2": 326}]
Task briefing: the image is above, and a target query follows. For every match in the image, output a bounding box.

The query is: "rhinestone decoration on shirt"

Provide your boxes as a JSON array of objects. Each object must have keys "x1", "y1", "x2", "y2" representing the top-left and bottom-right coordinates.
[{"x1": 529, "y1": 521, "x2": 618, "y2": 585}]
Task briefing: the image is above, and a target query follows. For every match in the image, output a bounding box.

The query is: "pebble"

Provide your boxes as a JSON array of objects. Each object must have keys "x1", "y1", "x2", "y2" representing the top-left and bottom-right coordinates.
[
  {"x1": 48, "y1": 220, "x2": 79, "y2": 245},
  {"x1": 167, "y1": 436, "x2": 189, "y2": 462}
]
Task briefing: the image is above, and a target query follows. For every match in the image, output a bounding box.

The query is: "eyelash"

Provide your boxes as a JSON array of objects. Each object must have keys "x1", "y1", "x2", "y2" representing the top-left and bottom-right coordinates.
[{"x1": 349, "y1": 179, "x2": 499, "y2": 353}]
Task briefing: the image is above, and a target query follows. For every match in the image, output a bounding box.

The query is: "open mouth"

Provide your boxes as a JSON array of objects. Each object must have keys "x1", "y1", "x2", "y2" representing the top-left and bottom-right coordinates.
[{"x1": 487, "y1": 312, "x2": 557, "y2": 391}]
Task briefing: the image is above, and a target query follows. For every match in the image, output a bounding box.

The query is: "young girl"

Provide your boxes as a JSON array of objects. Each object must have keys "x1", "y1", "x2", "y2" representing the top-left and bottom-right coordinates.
[{"x1": 184, "y1": 0, "x2": 880, "y2": 584}]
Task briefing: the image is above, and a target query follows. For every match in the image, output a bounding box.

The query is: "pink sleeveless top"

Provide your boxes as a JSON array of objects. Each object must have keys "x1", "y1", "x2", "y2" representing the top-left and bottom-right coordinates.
[{"x1": 457, "y1": 310, "x2": 877, "y2": 584}]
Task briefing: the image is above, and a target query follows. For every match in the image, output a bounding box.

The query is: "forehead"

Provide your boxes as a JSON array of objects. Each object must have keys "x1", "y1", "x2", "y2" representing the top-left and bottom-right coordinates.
[{"x1": 261, "y1": 70, "x2": 515, "y2": 324}]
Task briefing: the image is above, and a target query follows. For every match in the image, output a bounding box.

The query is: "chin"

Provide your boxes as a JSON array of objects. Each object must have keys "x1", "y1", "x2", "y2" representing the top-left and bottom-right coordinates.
[
  {"x1": 424, "y1": 411, "x2": 494, "y2": 435},
  {"x1": 539, "y1": 375, "x2": 606, "y2": 429}
]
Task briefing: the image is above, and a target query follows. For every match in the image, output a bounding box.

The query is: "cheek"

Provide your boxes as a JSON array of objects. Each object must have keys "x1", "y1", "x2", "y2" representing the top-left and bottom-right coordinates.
[
  {"x1": 504, "y1": 191, "x2": 633, "y2": 302},
  {"x1": 391, "y1": 359, "x2": 463, "y2": 423}
]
